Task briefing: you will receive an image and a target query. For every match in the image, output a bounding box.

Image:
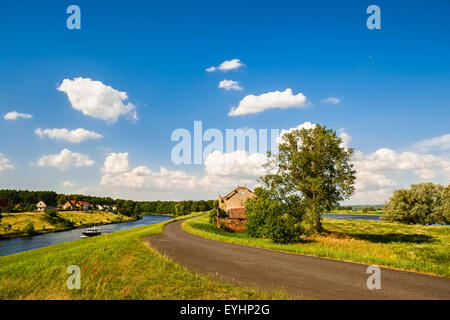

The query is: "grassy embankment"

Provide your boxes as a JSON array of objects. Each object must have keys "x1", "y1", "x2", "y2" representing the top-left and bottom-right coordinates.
[
  {"x1": 183, "y1": 215, "x2": 450, "y2": 277},
  {"x1": 0, "y1": 212, "x2": 288, "y2": 300},
  {"x1": 0, "y1": 211, "x2": 136, "y2": 238}
]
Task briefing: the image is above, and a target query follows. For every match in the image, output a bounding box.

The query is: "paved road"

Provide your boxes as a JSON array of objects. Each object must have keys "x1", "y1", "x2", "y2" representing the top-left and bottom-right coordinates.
[{"x1": 146, "y1": 219, "x2": 450, "y2": 300}]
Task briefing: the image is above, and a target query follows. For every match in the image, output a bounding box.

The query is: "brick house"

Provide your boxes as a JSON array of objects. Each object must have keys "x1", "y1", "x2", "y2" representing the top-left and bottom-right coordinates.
[{"x1": 217, "y1": 186, "x2": 255, "y2": 232}]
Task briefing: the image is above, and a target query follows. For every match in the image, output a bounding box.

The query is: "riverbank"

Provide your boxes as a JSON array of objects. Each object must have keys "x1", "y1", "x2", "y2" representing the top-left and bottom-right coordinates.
[
  {"x1": 0, "y1": 211, "x2": 138, "y2": 239},
  {"x1": 183, "y1": 215, "x2": 450, "y2": 277},
  {"x1": 141, "y1": 213, "x2": 176, "y2": 217},
  {"x1": 0, "y1": 212, "x2": 287, "y2": 300}
]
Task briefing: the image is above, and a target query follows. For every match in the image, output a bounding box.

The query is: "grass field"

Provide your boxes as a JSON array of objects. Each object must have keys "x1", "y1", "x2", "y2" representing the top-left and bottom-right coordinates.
[
  {"x1": 183, "y1": 215, "x2": 450, "y2": 277},
  {"x1": 0, "y1": 213, "x2": 287, "y2": 300},
  {"x1": 327, "y1": 209, "x2": 382, "y2": 215},
  {"x1": 0, "y1": 211, "x2": 136, "y2": 237}
]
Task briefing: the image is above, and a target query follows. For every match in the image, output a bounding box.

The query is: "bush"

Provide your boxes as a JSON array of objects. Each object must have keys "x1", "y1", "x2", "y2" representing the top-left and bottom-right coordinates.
[
  {"x1": 44, "y1": 210, "x2": 74, "y2": 229},
  {"x1": 360, "y1": 206, "x2": 376, "y2": 213},
  {"x1": 382, "y1": 183, "x2": 449, "y2": 225},
  {"x1": 246, "y1": 188, "x2": 302, "y2": 243},
  {"x1": 21, "y1": 221, "x2": 35, "y2": 235}
]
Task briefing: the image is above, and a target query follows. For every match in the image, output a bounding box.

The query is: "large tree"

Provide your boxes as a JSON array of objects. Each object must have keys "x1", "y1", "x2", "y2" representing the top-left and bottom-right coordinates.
[
  {"x1": 261, "y1": 124, "x2": 356, "y2": 233},
  {"x1": 382, "y1": 183, "x2": 450, "y2": 225}
]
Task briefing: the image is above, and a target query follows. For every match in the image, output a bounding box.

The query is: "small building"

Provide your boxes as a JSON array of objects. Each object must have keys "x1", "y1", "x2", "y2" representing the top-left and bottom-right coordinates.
[
  {"x1": 36, "y1": 201, "x2": 47, "y2": 212},
  {"x1": 217, "y1": 186, "x2": 255, "y2": 232},
  {"x1": 96, "y1": 204, "x2": 105, "y2": 211},
  {"x1": 80, "y1": 202, "x2": 93, "y2": 210},
  {"x1": 62, "y1": 200, "x2": 82, "y2": 211}
]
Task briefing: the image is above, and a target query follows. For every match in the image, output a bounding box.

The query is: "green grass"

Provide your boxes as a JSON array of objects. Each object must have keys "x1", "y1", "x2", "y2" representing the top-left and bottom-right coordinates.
[
  {"x1": 183, "y1": 215, "x2": 450, "y2": 277},
  {"x1": 327, "y1": 209, "x2": 382, "y2": 215},
  {"x1": 0, "y1": 213, "x2": 288, "y2": 300},
  {"x1": 0, "y1": 211, "x2": 136, "y2": 238}
]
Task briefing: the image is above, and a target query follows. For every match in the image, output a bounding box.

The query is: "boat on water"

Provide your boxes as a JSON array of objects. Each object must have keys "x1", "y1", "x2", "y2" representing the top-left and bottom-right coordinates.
[{"x1": 81, "y1": 226, "x2": 102, "y2": 238}]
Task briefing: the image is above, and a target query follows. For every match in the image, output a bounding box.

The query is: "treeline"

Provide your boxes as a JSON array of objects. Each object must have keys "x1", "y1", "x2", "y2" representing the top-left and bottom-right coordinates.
[
  {"x1": 117, "y1": 200, "x2": 218, "y2": 217},
  {"x1": 0, "y1": 189, "x2": 217, "y2": 217}
]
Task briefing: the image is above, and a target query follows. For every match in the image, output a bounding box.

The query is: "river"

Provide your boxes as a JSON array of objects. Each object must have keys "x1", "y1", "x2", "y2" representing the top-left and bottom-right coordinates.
[{"x1": 0, "y1": 214, "x2": 173, "y2": 257}]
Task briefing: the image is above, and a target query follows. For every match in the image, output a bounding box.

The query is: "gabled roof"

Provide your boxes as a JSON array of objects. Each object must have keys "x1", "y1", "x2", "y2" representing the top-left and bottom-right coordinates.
[{"x1": 223, "y1": 186, "x2": 253, "y2": 200}]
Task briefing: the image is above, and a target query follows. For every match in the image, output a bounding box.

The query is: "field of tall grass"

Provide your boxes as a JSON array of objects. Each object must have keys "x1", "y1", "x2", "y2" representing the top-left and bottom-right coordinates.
[
  {"x1": 183, "y1": 215, "x2": 450, "y2": 277},
  {"x1": 0, "y1": 211, "x2": 136, "y2": 237},
  {"x1": 0, "y1": 213, "x2": 287, "y2": 300}
]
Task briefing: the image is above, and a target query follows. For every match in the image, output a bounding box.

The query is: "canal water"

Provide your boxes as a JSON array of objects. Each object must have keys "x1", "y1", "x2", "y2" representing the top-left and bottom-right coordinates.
[{"x1": 0, "y1": 215, "x2": 173, "y2": 257}]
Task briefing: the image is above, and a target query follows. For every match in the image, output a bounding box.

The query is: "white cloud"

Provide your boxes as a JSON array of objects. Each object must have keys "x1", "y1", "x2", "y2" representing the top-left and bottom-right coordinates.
[
  {"x1": 204, "y1": 150, "x2": 266, "y2": 178},
  {"x1": 228, "y1": 89, "x2": 308, "y2": 116},
  {"x1": 57, "y1": 77, "x2": 137, "y2": 123},
  {"x1": 338, "y1": 129, "x2": 352, "y2": 148},
  {"x1": 218, "y1": 79, "x2": 243, "y2": 91},
  {"x1": 206, "y1": 59, "x2": 244, "y2": 72},
  {"x1": 411, "y1": 133, "x2": 450, "y2": 153},
  {"x1": 0, "y1": 154, "x2": 14, "y2": 173},
  {"x1": 4, "y1": 111, "x2": 33, "y2": 120},
  {"x1": 62, "y1": 181, "x2": 76, "y2": 188},
  {"x1": 321, "y1": 97, "x2": 341, "y2": 104},
  {"x1": 36, "y1": 149, "x2": 94, "y2": 169},
  {"x1": 35, "y1": 128, "x2": 103, "y2": 143},
  {"x1": 349, "y1": 148, "x2": 450, "y2": 204},
  {"x1": 100, "y1": 153, "x2": 198, "y2": 190},
  {"x1": 100, "y1": 150, "x2": 268, "y2": 194},
  {"x1": 278, "y1": 121, "x2": 316, "y2": 143}
]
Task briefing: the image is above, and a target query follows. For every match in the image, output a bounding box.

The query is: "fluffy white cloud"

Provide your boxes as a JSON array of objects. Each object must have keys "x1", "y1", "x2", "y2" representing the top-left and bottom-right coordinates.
[
  {"x1": 100, "y1": 153, "x2": 198, "y2": 190},
  {"x1": 350, "y1": 148, "x2": 450, "y2": 204},
  {"x1": 321, "y1": 97, "x2": 340, "y2": 104},
  {"x1": 35, "y1": 128, "x2": 103, "y2": 143},
  {"x1": 338, "y1": 129, "x2": 352, "y2": 148},
  {"x1": 57, "y1": 77, "x2": 137, "y2": 123},
  {"x1": 4, "y1": 111, "x2": 33, "y2": 120},
  {"x1": 228, "y1": 89, "x2": 308, "y2": 116},
  {"x1": 0, "y1": 154, "x2": 14, "y2": 173},
  {"x1": 62, "y1": 181, "x2": 76, "y2": 188},
  {"x1": 218, "y1": 79, "x2": 243, "y2": 91},
  {"x1": 36, "y1": 149, "x2": 94, "y2": 169},
  {"x1": 204, "y1": 150, "x2": 266, "y2": 177},
  {"x1": 411, "y1": 133, "x2": 450, "y2": 153},
  {"x1": 100, "y1": 150, "x2": 268, "y2": 194},
  {"x1": 206, "y1": 59, "x2": 244, "y2": 72}
]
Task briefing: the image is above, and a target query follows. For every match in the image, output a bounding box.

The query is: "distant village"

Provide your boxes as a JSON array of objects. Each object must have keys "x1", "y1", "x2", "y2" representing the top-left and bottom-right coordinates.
[{"x1": 36, "y1": 200, "x2": 118, "y2": 212}]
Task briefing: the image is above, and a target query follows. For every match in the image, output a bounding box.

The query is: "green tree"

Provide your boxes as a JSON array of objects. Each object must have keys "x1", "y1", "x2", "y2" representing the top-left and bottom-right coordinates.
[
  {"x1": 383, "y1": 183, "x2": 449, "y2": 225},
  {"x1": 261, "y1": 124, "x2": 356, "y2": 234}
]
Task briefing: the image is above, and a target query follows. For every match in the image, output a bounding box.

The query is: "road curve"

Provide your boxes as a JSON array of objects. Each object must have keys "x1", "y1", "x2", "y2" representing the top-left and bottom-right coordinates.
[{"x1": 146, "y1": 219, "x2": 450, "y2": 300}]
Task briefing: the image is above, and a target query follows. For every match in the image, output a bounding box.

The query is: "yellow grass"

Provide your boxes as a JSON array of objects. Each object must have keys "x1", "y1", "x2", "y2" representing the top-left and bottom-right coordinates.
[{"x1": 0, "y1": 211, "x2": 135, "y2": 237}]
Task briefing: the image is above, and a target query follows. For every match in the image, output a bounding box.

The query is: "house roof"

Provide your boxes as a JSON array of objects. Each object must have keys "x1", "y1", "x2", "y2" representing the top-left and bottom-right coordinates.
[
  {"x1": 223, "y1": 186, "x2": 253, "y2": 200},
  {"x1": 228, "y1": 208, "x2": 246, "y2": 219}
]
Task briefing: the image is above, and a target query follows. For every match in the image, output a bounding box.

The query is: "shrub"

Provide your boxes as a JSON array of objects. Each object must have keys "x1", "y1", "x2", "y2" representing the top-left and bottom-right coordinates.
[
  {"x1": 246, "y1": 188, "x2": 302, "y2": 243},
  {"x1": 44, "y1": 210, "x2": 74, "y2": 229},
  {"x1": 382, "y1": 183, "x2": 449, "y2": 225},
  {"x1": 21, "y1": 221, "x2": 35, "y2": 235}
]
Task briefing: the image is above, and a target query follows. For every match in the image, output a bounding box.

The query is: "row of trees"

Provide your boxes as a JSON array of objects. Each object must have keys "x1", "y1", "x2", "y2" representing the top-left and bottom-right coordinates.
[
  {"x1": 382, "y1": 183, "x2": 449, "y2": 225},
  {"x1": 117, "y1": 200, "x2": 216, "y2": 217},
  {"x1": 0, "y1": 189, "x2": 216, "y2": 217}
]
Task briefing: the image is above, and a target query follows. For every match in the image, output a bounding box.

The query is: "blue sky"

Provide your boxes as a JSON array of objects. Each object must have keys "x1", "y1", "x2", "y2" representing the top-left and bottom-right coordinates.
[{"x1": 0, "y1": 0, "x2": 449, "y2": 204}]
